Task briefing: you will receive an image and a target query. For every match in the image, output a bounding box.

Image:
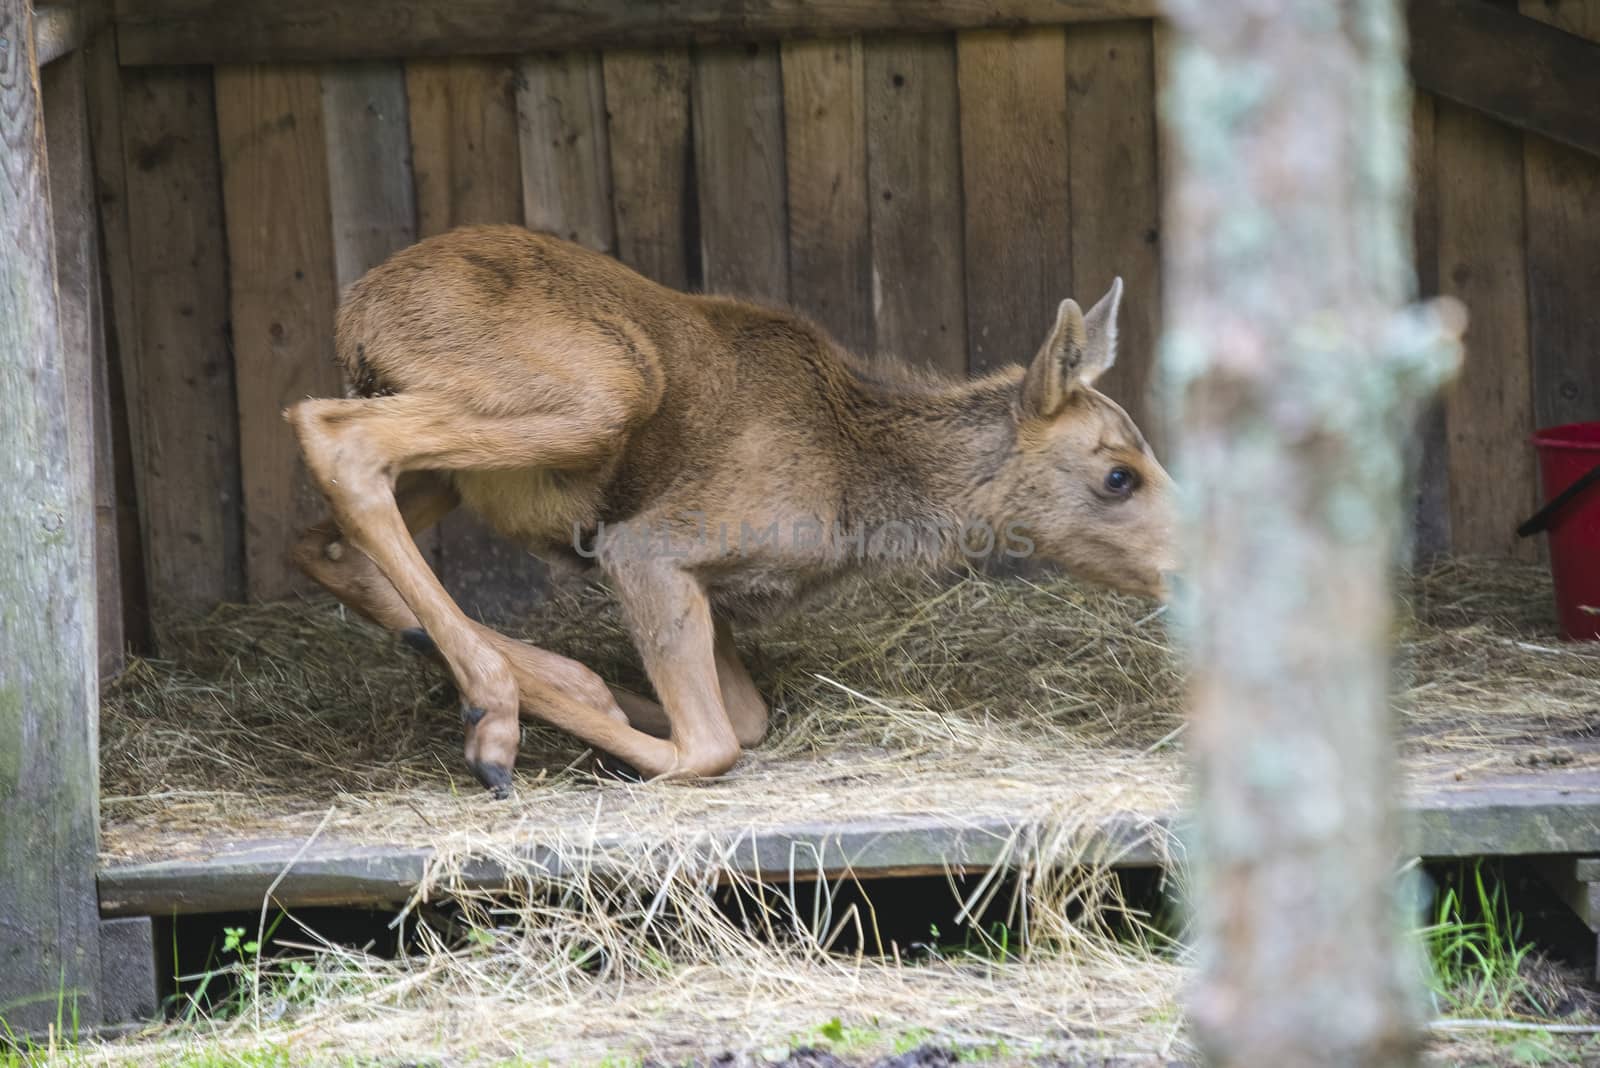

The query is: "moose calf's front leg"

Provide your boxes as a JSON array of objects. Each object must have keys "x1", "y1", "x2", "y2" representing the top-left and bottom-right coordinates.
[{"x1": 607, "y1": 557, "x2": 742, "y2": 779}]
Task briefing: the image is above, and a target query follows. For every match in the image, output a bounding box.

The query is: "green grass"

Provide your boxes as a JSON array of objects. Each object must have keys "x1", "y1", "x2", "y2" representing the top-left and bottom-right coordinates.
[
  {"x1": 799, "y1": 1016, "x2": 1015, "y2": 1063},
  {"x1": 1421, "y1": 861, "x2": 1538, "y2": 1019},
  {"x1": 924, "y1": 919, "x2": 1019, "y2": 964},
  {"x1": 0, "y1": 1036, "x2": 297, "y2": 1068}
]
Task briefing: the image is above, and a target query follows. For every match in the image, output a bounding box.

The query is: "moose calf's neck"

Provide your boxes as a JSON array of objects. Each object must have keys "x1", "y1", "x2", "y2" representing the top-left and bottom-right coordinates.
[{"x1": 810, "y1": 361, "x2": 1024, "y2": 558}]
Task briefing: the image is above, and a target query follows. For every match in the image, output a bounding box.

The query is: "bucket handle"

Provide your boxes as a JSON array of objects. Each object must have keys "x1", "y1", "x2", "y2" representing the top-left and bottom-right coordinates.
[{"x1": 1516, "y1": 461, "x2": 1600, "y2": 538}]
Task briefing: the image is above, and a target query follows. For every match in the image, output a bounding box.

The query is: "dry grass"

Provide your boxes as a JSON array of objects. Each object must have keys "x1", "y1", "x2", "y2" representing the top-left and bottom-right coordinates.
[
  {"x1": 99, "y1": 556, "x2": 1599, "y2": 858},
  {"x1": 99, "y1": 563, "x2": 1193, "y2": 858},
  {"x1": 78, "y1": 556, "x2": 1600, "y2": 1065}
]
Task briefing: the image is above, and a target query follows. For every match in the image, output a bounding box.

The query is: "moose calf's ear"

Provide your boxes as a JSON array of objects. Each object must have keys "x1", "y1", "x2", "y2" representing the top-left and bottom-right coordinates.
[
  {"x1": 1081, "y1": 276, "x2": 1122, "y2": 385},
  {"x1": 1021, "y1": 276, "x2": 1123, "y2": 418}
]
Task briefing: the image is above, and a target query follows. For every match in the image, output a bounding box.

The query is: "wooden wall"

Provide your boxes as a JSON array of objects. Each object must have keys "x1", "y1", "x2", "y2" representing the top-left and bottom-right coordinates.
[{"x1": 85, "y1": 14, "x2": 1600, "y2": 633}]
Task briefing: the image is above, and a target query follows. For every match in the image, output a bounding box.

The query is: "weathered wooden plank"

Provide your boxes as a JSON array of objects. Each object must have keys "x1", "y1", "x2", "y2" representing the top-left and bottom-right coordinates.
[
  {"x1": 405, "y1": 57, "x2": 546, "y2": 619},
  {"x1": 115, "y1": 0, "x2": 1164, "y2": 66},
  {"x1": 1533, "y1": 856, "x2": 1600, "y2": 931},
  {"x1": 1408, "y1": 0, "x2": 1600, "y2": 162},
  {"x1": 1435, "y1": 99, "x2": 1538, "y2": 559},
  {"x1": 956, "y1": 27, "x2": 1071, "y2": 374},
  {"x1": 90, "y1": 242, "x2": 127, "y2": 675},
  {"x1": 83, "y1": 27, "x2": 151, "y2": 651},
  {"x1": 97, "y1": 917, "x2": 158, "y2": 1026},
  {"x1": 1151, "y1": 14, "x2": 1178, "y2": 447},
  {"x1": 1520, "y1": 0, "x2": 1600, "y2": 432},
  {"x1": 320, "y1": 61, "x2": 417, "y2": 292},
  {"x1": 863, "y1": 35, "x2": 966, "y2": 374},
  {"x1": 1063, "y1": 19, "x2": 1162, "y2": 449},
  {"x1": 405, "y1": 57, "x2": 522, "y2": 235},
  {"x1": 97, "y1": 814, "x2": 1153, "y2": 917},
  {"x1": 1410, "y1": 91, "x2": 1452, "y2": 560},
  {"x1": 215, "y1": 65, "x2": 343, "y2": 600},
  {"x1": 34, "y1": 2, "x2": 83, "y2": 66},
  {"x1": 693, "y1": 43, "x2": 789, "y2": 303},
  {"x1": 602, "y1": 48, "x2": 695, "y2": 290},
  {"x1": 517, "y1": 51, "x2": 614, "y2": 253},
  {"x1": 0, "y1": 0, "x2": 104, "y2": 1028},
  {"x1": 96, "y1": 770, "x2": 1600, "y2": 918},
  {"x1": 112, "y1": 67, "x2": 243, "y2": 613},
  {"x1": 781, "y1": 37, "x2": 872, "y2": 354},
  {"x1": 43, "y1": 49, "x2": 122, "y2": 678}
]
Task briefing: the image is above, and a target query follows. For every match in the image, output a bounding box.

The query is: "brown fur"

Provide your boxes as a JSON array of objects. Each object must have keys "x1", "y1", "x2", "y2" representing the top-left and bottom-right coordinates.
[{"x1": 287, "y1": 225, "x2": 1176, "y2": 795}]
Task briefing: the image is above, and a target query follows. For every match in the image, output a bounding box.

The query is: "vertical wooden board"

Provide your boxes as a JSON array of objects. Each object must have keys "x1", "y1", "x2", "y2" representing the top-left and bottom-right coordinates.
[
  {"x1": 1410, "y1": 91, "x2": 1452, "y2": 558},
  {"x1": 89, "y1": 256, "x2": 126, "y2": 675},
  {"x1": 85, "y1": 28, "x2": 136, "y2": 397},
  {"x1": 0, "y1": 0, "x2": 103, "y2": 1029},
  {"x1": 320, "y1": 60, "x2": 437, "y2": 567},
  {"x1": 84, "y1": 29, "x2": 150, "y2": 650},
  {"x1": 1151, "y1": 17, "x2": 1181, "y2": 446},
  {"x1": 215, "y1": 65, "x2": 343, "y2": 600},
  {"x1": 1520, "y1": 0, "x2": 1600, "y2": 431},
  {"x1": 115, "y1": 67, "x2": 244, "y2": 613},
  {"x1": 602, "y1": 48, "x2": 693, "y2": 290},
  {"x1": 321, "y1": 61, "x2": 418, "y2": 291},
  {"x1": 781, "y1": 38, "x2": 872, "y2": 354},
  {"x1": 1435, "y1": 99, "x2": 1537, "y2": 559},
  {"x1": 405, "y1": 57, "x2": 522, "y2": 233},
  {"x1": 102, "y1": 258, "x2": 152, "y2": 655},
  {"x1": 1064, "y1": 20, "x2": 1163, "y2": 448},
  {"x1": 44, "y1": 51, "x2": 123, "y2": 678},
  {"x1": 1151, "y1": 18, "x2": 1175, "y2": 196},
  {"x1": 517, "y1": 51, "x2": 614, "y2": 252},
  {"x1": 404, "y1": 57, "x2": 541, "y2": 619},
  {"x1": 864, "y1": 35, "x2": 967, "y2": 374},
  {"x1": 957, "y1": 28, "x2": 1071, "y2": 375},
  {"x1": 693, "y1": 43, "x2": 789, "y2": 303}
]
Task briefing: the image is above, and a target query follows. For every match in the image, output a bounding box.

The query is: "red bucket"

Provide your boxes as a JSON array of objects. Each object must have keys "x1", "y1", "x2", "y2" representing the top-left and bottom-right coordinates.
[{"x1": 1524, "y1": 422, "x2": 1600, "y2": 640}]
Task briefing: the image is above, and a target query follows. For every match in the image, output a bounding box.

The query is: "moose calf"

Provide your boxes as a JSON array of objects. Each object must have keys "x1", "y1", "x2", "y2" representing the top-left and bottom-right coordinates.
[{"x1": 288, "y1": 225, "x2": 1177, "y2": 797}]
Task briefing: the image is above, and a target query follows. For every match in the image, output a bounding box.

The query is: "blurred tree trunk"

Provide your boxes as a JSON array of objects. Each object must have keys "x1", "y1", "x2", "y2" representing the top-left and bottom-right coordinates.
[{"x1": 1160, "y1": 2, "x2": 1465, "y2": 1065}]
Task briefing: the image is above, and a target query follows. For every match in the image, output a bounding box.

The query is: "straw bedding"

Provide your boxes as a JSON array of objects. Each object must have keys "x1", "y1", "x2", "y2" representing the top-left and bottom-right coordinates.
[
  {"x1": 99, "y1": 556, "x2": 1599, "y2": 859},
  {"x1": 84, "y1": 556, "x2": 1600, "y2": 1065}
]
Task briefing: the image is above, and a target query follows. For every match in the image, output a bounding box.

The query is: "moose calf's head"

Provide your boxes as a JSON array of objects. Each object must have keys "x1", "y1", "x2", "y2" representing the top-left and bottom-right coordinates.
[{"x1": 989, "y1": 279, "x2": 1177, "y2": 600}]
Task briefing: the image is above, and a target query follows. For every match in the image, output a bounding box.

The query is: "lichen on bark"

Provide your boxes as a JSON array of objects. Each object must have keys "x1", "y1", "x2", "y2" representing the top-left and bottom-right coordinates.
[{"x1": 1159, "y1": 0, "x2": 1466, "y2": 1064}]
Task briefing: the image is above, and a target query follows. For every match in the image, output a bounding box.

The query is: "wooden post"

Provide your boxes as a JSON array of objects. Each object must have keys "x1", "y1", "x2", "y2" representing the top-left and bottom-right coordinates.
[
  {"x1": 1161, "y1": 2, "x2": 1465, "y2": 1064},
  {"x1": 0, "y1": 0, "x2": 104, "y2": 1033}
]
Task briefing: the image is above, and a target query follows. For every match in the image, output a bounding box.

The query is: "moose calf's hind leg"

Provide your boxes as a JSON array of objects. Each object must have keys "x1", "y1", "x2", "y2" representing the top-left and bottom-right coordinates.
[
  {"x1": 289, "y1": 393, "x2": 683, "y2": 795},
  {"x1": 289, "y1": 398, "x2": 524, "y2": 796}
]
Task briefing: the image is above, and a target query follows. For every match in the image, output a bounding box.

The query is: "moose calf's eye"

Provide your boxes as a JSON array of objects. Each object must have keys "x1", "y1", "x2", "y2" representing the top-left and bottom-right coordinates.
[{"x1": 1104, "y1": 467, "x2": 1137, "y2": 496}]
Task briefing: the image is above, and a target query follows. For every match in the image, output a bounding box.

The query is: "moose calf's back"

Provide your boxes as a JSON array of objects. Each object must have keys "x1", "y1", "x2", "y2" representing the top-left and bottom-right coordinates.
[
  {"x1": 333, "y1": 227, "x2": 877, "y2": 587},
  {"x1": 332, "y1": 224, "x2": 1176, "y2": 609}
]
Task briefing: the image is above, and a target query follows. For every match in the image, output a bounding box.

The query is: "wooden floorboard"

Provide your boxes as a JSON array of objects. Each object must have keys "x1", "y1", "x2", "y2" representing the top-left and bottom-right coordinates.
[{"x1": 97, "y1": 769, "x2": 1600, "y2": 917}]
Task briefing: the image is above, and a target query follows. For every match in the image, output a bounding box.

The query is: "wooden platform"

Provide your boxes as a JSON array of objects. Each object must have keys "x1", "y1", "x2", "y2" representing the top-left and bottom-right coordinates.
[{"x1": 98, "y1": 768, "x2": 1600, "y2": 917}]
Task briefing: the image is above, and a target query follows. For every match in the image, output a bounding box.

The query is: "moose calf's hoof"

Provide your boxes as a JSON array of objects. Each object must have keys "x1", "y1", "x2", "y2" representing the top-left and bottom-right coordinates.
[
  {"x1": 400, "y1": 627, "x2": 438, "y2": 657},
  {"x1": 468, "y1": 759, "x2": 514, "y2": 800},
  {"x1": 593, "y1": 752, "x2": 645, "y2": 783}
]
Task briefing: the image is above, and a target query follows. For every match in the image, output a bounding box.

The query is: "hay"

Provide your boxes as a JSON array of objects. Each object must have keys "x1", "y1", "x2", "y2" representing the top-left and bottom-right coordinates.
[
  {"x1": 100, "y1": 563, "x2": 1195, "y2": 857},
  {"x1": 84, "y1": 556, "x2": 1600, "y2": 1065},
  {"x1": 100, "y1": 556, "x2": 1598, "y2": 857}
]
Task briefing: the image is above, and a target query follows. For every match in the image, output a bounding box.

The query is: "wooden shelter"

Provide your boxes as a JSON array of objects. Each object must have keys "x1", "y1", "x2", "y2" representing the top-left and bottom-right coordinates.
[{"x1": 3, "y1": 0, "x2": 1600, "y2": 1034}]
